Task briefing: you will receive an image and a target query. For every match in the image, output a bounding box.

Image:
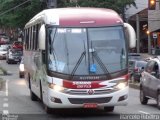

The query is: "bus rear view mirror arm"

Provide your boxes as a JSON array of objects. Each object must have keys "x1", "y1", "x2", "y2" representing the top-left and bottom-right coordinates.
[{"x1": 39, "y1": 24, "x2": 46, "y2": 50}]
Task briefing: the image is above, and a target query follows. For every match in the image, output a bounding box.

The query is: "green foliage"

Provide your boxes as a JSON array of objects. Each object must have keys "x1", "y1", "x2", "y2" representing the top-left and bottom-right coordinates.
[
  {"x1": 58, "y1": 0, "x2": 137, "y2": 20},
  {"x1": 57, "y1": 0, "x2": 67, "y2": 7},
  {"x1": 0, "y1": 0, "x2": 136, "y2": 28},
  {"x1": 63, "y1": 0, "x2": 136, "y2": 13},
  {"x1": 0, "y1": 0, "x2": 43, "y2": 28}
]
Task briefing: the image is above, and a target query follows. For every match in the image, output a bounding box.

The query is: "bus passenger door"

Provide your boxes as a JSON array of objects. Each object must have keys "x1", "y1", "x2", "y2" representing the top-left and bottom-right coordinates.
[{"x1": 33, "y1": 52, "x2": 42, "y2": 98}]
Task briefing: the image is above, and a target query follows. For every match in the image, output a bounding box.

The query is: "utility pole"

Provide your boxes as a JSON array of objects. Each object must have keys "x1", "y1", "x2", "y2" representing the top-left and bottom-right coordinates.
[
  {"x1": 136, "y1": 14, "x2": 140, "y2": 53},
  {"x1": 148, "y1": 34, "x2": 151, "y2": 54}
]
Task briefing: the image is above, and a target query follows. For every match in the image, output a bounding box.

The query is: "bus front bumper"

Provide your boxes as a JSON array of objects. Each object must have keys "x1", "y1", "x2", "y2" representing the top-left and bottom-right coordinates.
[{"x1": 46, "y1": 86, "x2": 129, "y2": 108}]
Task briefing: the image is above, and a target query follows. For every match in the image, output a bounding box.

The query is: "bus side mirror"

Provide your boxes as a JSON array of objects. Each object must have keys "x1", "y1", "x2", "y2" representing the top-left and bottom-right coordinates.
[
  {"x1": 38, "y1": 24, "x2": 46, "y2": 50},
  {"x1": 124, "y1": 23, "x2": 136, "y2": 48}
]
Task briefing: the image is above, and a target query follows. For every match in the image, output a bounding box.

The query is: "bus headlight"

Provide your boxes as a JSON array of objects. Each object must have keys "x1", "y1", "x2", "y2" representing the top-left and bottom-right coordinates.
[
  {"x1": 109, "y1": 75, "x2": 129, "y2": 90},
  {"x1": 115, "y1": 82, "x2": 128, "y2": 90},
  {"x1": 19, "y1": 64, "x2": 24, "y2": 71},
  {"x1": 48, "y1": 83, "x2": 64, "y2": 92}
]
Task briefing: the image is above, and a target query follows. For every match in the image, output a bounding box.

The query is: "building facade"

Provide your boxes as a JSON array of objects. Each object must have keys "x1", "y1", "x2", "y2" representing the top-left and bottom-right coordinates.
[
  {"x1": 125, "y1": 0, "x2": 148, "y2": 53},
  {"x1": 148, "y1": 0, "x2": 160, "y2": 54},
  {"x1": 126, "y1": 0, "x2": 160, "y2": 54}
]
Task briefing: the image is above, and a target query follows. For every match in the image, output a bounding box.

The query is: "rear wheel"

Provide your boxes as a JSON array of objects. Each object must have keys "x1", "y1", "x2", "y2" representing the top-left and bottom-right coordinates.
[
  {"x1": 44, "y1": 104, "x2": 53, "y2": 114},
  {"x1": 30, "y1": 90, "x2": 38, "y2": 101},
  {"x1": 40, "y1": 81, "x2": 43, "y2": 102},
  {"x1": 19, "y1": 73, "x2": 23, "y2": 78},
  {"x1": 157, "y1": 91, "x2": 160, "y2": 110},
  {"x1": 104, "y1": 106, "x2": 114, "y2": 112},
  {"x1": 140, "y1": 88, "x2": 148, "y2": 105},
  {"x1": 7, "y1": 60, "x2": 10, "y2": 64}
]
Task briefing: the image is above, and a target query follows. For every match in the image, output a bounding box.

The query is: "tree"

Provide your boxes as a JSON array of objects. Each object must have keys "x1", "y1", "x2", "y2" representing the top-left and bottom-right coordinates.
[
  {"x1": 0, "y1": 0, "x2": 137, "y2": 28},
  {"x1": 0, "y1": 0, "x2": 43, "y2": 28},
  {"x1": 61, "y1": 0, "x2": 137, "y2": 21}
]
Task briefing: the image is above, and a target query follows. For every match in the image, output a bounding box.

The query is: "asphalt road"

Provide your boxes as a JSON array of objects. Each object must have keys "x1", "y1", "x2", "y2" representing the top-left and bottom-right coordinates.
[{"x1": 0, "y1": 60, "x2": 160, "y2": 120}]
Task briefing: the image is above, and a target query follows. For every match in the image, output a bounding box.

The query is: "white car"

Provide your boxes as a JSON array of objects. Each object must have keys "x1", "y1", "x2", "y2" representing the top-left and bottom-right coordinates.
[{"x1": 0, "y1": 44, "x2": 10, "y2": 59}]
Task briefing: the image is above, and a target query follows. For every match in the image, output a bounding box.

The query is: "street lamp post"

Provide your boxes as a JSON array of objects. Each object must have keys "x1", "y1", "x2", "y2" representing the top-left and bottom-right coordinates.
[
  {"x1": 136, "y1": 14, "x2": 140, "y2": 53},
  {"x1": 148, "y1": 32, "x2": 151, "y2": 54}
]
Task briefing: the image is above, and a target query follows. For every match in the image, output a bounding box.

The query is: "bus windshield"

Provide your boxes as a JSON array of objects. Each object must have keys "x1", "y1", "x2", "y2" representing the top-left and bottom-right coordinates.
[{"x1": 48, "y1": 26, "x2": 127, "y2": 76}]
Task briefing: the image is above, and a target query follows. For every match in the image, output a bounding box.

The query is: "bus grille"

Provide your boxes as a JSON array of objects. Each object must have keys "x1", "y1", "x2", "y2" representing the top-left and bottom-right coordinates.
[
  {"x1": 64, "y1": 88, "x2": 118, "y2": 95},
  {"x1": 68, "y1": 97, "x2": 112, "y2": 104}
]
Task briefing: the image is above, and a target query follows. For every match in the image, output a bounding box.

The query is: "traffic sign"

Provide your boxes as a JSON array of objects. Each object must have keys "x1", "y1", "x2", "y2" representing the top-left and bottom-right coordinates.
[{"x1": 153, "y1": 33, "x2": 157, "y2": 38}]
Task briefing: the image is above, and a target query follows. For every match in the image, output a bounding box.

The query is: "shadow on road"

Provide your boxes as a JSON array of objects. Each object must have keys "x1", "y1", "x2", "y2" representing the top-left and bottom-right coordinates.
[
  {"x1": 0, "y1": 109, "x2": 120, "y2": 120},
  {"x1": 0, "y1": 79, "x2": 5, "y2": 91}
]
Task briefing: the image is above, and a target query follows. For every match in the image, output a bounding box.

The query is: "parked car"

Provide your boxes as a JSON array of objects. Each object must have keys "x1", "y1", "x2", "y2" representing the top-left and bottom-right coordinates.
[
  {"x1": 12, "y1": 41, "x2": 23, "y2": 49},
  {"x1": 129, "y1": 60, "x2": 147, "y2": 82},
  {"x1": 6, "y1": 48, "x2": 23, "y2": 64},
  {"x1": 144, "y1": 57, "x2": 153, "y2": 62},
  {"x1": 128, "y1": 53, "x2": 142, "y2": 61},
  {"x1": 140, "y1": 56, "x2": 160, "y2": 110},
  {"x1": 0, "y1": 44, "x2": 11, "y2": 59},
  {"x1": 0, "y1": 34, "x2": 10, "y2": 44},
  {"x1": 19, "y1": 57, "x2": 24, "y2": 78}
]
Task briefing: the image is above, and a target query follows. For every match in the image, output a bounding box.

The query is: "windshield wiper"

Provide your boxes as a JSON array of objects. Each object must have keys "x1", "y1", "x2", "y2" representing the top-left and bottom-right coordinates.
[
  {"x1": 92, "y1": 50, "x2": 111, "y2": 79},
  {"x1": 70, "y1": 51, "x2": 86, "y2": 79}
]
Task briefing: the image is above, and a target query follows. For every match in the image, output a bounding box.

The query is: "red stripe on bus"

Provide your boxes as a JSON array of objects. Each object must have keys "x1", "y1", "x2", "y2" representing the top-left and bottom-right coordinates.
[{"x1": 63, "y1": 80, "x2": 106, "y2": 89}]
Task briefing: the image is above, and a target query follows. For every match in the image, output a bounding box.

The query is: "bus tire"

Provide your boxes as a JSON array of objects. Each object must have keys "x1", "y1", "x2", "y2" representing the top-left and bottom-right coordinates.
[
  {"x1": 44, "y1": 104, "x2": 52, "y2": 114},
  {"x1": 7, "y1": 60, "x2": 10, "y2": 64},
  {"x1": 104, "y1": 106, "x2": 114, "y2": 112},
  {"x1": 28, "y1": 74, "x2": 31, "y2": 89},
  {"x1": 19, "y1": 74, "x2": 23, "y2": 78},
  {"x1": 30, "y1": 90, "x2": 38, "y2": 101}
]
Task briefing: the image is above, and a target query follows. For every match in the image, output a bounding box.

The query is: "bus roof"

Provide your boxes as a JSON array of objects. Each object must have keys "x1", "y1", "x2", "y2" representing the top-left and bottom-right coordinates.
[{"x1": 25, "y1": 7, "x2": 123, "y2": 28}]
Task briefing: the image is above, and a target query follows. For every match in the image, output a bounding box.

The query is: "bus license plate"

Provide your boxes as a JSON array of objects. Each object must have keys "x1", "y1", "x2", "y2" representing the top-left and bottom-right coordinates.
[{"x1": 83, "y1": 103, "x2": 97, "y2": 108}]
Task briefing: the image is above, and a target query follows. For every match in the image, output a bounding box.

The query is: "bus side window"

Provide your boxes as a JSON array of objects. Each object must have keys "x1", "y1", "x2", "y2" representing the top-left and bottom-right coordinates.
[
  {"x1": 26, "y1": 29, "x2": 29, "y2": 50},
  {"x1": 35, "y1": 24, "x2": 39, "y2": 50}
]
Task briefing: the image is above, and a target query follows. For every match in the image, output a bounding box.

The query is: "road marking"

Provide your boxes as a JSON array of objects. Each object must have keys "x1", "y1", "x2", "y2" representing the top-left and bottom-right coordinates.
[
  {"x1": 3, "y1": 110, "x2": 9, "y2": 115},
  {"x1": 139, "y1": 111, "x2": 150, "y2": 114},
  {"x1": 6, "y1": 80, "x2": 8, "y2": 96},
  {"x1": 4, "y1": 98, "x2": 8, "y2": 101},
  {"x1": 3, "y1": 103, "x2": 9, "y2": 107}
]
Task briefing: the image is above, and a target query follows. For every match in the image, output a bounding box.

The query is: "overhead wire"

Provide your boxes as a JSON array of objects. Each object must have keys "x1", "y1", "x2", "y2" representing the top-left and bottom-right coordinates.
[{"x1": 0, "y1": 0, "x2": 30, "y2": 16}]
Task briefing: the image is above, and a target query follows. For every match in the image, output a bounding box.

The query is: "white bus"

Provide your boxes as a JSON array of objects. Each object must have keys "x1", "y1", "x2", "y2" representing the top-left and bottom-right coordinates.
[{"x1": 24, "y1": 8, "x2": 136, "y2": 113}]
